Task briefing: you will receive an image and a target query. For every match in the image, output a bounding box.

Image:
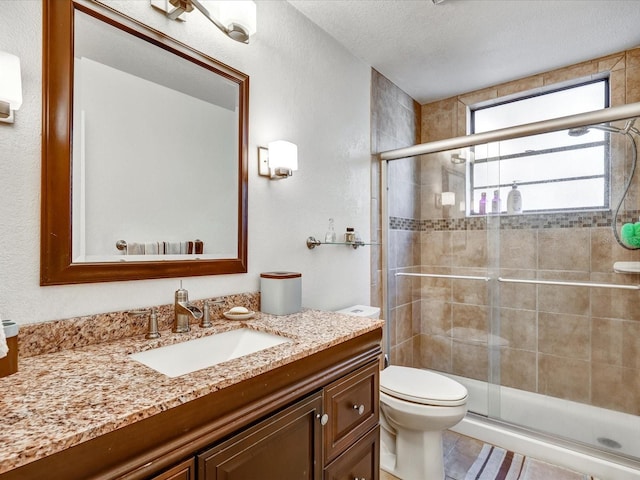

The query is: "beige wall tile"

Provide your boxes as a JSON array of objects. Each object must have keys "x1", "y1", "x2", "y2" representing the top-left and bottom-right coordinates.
[
  {"x1": 452, "y1": 277, "x2": 489, "y2": 306},
  {"x1": 538, "y1": 312, "x2": 590, "y2": 360},
  {"x1": 623, "y1": 320, "x2": 640, "y2": 369},
  {"x1": 538, "y1": 228, "x2": 590, "y2": 272},
  {"x1": 452, "y1": 340, "x2": 488, "y2": 381},
  {"x1": 452, "y1": 303, "x2": 490, "y2": 339},
  {"x1": 499, "y1": 347, "x2": 537, "y2": 392},
  {"x1": 499, "y1": 307, "x2": 536, "y2": 351},
  {"x1": 496, "y1": 75, "x2": 544, "y2": 98},
  {"x1": 626, "y1": 66, "x2": 640, "y2": 103},
  {"x1": 542, "y1": 61, "x2": 598, "y2": 86},
  {"x1": 538, "y1": 284, "x2": 589, "y2": 317},
  {"x1": 591, "y1": 363, "x2": 640, "y2": 415},
  {"x1": 395, "y1": 302, "x2": 414, "y2": 344},
  {"x1": 626, "y1": 47, "x2": 640, "y2": 70},
  {"x1": 598, "y1": 53, "x2": 625, "y2": 72},
  {"x1": 499, "y1": 229, "x2": 537, "y2": 269},
  {"x1": 417, "y1": 333, "x2": 452, "y2": 372},
  {"x1": 591, "y1": 317, "x2": 624, "y2": 366},
  {"x1": 419, "y1": 300, "x2": 452, "y2": 336},
  {"x1": 420, "y1": 230, "x2": 452, "y2": 267},
  {"x1": 591, "y1": 281, "x2": 640, "y2": 321},
  {"x1": 498, "y1": 269, "x2": 537, "y2": 310},
  {"x1": 538, "y1": 354, "x2": 590, "y2": 403},
  {"x1": 451, "y1": 230, "x2": 488, "y2": 267}
]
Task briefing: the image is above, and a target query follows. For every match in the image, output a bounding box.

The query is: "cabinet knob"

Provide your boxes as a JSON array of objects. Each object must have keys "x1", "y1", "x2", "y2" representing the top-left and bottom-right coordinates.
[
  {"x1": 353, "y1": 404, "x2": 365, "y2": 415},
  {"x1": 316, "y1": 413, "x2": 329, "y2": 425}
]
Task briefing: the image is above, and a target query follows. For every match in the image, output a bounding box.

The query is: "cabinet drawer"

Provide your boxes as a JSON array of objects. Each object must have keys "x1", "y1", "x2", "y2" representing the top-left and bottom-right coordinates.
[
  {"x1": 323, "y1": 361, "x2": 379, "y2": 463},
  {"x1": 324, "y1": 425, "x2": 379, "y2": 480},
  {"x1": 151, "y1": 458, "x2": 195, "y2": 480}
]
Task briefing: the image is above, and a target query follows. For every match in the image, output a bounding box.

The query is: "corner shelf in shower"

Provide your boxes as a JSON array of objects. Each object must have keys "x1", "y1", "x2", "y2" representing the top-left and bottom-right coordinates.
[
  {"x1": 306, "y1": 236, "x2": 378, "y2": 250},
  {"x1": 613, "y1": 262, "x2": 640, "y2": 273}
]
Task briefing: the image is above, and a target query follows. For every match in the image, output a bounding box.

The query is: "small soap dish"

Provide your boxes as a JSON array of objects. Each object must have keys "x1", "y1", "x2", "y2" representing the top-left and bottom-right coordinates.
[
  {"x1": 613, "y1": 262, "x2": 640, "y2": 273},
  {"x1": 223, "y1": 310, "x2": 256, "y2": 320}
]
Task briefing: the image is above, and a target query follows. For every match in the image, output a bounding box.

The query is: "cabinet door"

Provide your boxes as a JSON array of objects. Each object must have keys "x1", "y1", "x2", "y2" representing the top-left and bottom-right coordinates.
[
  {"x1": 151, "y1": 458, "x2": 195, "y2": 480},
  {"x1": 324, "y1": 361, "x2": 379, "y2": 463},
  {"x1": 324, "y1": 426, "x2": 379, "y2": 480},
  {"x1": 198, "y1": 392, "x2": 323, "y2": 480}
]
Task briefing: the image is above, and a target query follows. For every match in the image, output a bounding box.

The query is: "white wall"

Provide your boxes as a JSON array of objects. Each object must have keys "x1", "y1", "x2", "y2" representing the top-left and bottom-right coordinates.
[{"x1": 0, "y1": 0, "x2": 372, "y2": 324}]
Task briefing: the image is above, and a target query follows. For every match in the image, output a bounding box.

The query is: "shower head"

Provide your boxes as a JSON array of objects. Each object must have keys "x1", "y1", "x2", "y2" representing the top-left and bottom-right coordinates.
[
  {"x1": 567, "y1": 119, "x2": 640, "y2": 137},
  {"x1": 567, "y1": 126, "x2": 590, "y2": 137}
]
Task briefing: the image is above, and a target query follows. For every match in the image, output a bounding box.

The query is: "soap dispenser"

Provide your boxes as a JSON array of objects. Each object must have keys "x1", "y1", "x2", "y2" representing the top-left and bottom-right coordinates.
[{"x1": 506, "y1": 181, "x2": 522, "y2": 214}]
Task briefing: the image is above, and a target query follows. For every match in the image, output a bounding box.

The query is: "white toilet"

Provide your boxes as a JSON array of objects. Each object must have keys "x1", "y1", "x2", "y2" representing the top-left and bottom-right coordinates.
[{"x1": 336, "y1": 305, "x2": 468, "y2": 480}]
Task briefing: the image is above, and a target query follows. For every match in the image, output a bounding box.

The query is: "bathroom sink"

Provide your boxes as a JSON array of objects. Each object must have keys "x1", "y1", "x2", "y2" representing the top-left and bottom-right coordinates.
[{"x1": 129, "y1": 328, "x2": 293, "y2": 377}]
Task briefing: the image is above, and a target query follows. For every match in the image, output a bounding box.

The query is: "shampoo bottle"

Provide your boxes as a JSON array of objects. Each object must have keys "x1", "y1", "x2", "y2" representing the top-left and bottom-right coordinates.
[
  {"x1": 479, "y1": 192, "x2": 487, "y2": 215},
  {"x1": 491, "y1": 190, "x2": 501, "y2": 214},
  {"x1": 506, "y1": 181, "x2": 522, "y2": 214}
]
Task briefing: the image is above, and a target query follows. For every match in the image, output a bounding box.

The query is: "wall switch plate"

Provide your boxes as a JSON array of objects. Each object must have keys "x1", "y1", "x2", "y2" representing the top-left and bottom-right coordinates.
[{"x1": 258, "y1": 146, "x2": 270, "y2": 177}]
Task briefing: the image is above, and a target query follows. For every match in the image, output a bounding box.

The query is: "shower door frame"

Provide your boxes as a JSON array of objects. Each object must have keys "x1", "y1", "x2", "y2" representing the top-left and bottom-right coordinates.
[{"x1": 379, "y1": 101, "x2": 640, "y2": 456}]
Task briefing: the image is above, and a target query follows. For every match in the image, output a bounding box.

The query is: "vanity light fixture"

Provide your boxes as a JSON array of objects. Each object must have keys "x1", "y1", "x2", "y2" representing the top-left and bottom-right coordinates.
[
  {"x1": 0, "y1": 51, "x2": 22, "y2": 124},
  {"x1": 258, "y1": 141, "x2": 298, "y2": 179},
  {"x1": 150, "y1": 0, "x2": 257, "y2": 44}
]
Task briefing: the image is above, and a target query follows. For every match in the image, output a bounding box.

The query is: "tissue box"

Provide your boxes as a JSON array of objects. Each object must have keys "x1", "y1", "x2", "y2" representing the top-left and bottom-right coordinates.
[
  {"x1": 0, "y1": 320, "x2": 19, "y2": 378},
  {"x1": 260, "y1": 272, "x2": 302, "y2": 316}
]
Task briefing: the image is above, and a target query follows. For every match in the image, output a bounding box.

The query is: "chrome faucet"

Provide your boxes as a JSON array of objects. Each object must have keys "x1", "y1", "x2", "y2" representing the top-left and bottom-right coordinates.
[{"x1": 174, "y1": 286, "x2": 203, "y2": 333}]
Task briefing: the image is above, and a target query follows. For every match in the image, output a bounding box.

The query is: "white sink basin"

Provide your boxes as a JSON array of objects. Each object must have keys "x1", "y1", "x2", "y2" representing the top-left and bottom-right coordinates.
[{"x1": 129, "y1": 328, "x2": 293, "y2": 377}]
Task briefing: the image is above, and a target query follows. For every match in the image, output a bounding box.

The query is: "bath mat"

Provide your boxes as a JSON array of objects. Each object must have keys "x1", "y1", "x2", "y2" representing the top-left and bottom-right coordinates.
[{"x1": 464, "y1": 444, "x2": 600, "y2": 480}]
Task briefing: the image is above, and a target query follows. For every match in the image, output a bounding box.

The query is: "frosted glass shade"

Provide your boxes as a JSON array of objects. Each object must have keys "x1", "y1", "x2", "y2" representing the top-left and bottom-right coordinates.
[
  {"x1": 218, "y1": 1, "x2": 257, "y2": 36},
  {"x1": 268, "y1": 140, "x2": 298, "y2": 171},
  {"x1": 0, "y1": 52, "x2": 22, "y2": 110}
]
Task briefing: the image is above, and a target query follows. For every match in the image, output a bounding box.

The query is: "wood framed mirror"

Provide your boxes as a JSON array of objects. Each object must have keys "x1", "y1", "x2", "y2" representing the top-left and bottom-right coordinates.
[{"x1": 41, "y1": 0, "x2": 249, "y2": 285}]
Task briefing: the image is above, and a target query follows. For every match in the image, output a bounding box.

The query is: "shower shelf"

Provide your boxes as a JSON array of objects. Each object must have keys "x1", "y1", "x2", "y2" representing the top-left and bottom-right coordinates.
[
  {"x1": 613, "y1": 262, "x2": 640, "y2": 273},
  {"x1": 306, "y1": 236, "x2": 378, "y2": 250}
]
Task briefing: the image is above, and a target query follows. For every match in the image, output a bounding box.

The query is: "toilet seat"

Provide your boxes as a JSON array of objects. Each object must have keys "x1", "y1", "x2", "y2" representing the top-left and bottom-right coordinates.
[{"x1": 380, "y1": 366, "x2": 468, "y2": 407}]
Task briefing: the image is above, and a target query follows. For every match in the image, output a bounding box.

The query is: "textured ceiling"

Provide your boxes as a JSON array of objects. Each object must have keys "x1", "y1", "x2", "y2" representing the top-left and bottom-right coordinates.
[{"x1": 288, "y1": 0, "x2": 640, "y2": 104}]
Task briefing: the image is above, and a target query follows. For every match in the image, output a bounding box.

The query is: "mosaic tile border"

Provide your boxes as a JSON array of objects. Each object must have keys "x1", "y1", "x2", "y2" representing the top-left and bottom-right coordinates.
[{"x1": 390, "y1": 210, "x2": 640, "y2": 232}]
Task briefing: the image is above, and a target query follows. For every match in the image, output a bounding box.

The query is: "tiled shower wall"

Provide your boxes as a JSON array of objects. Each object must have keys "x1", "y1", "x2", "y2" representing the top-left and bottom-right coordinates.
[
  {"x1": 385, "y1": 48, "x2": 640, "y2": 416},
  {"x1": 370, "y1": 69, "x2": 421, "y2": 350}
]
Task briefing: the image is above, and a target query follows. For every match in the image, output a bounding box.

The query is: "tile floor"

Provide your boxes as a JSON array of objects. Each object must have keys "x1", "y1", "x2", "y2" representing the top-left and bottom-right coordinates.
[{"x1": 380, "y1": 430, "x2": 595, "y2": 480}]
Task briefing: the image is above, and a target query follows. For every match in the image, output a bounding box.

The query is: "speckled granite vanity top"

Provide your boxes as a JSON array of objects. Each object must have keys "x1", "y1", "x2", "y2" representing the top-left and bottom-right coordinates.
[{"x1": 0, "y1": 310, "x2": 383, "y2": 474}]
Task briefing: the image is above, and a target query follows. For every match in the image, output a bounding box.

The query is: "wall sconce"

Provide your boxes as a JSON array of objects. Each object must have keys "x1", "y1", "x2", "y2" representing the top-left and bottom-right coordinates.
[
  {"x1": 150, "y1": 0, "x2": 257, "y2": 44},
  {"x1": 258, "y1": 141, "x2": 298, "y2": 179},
  {"x1": 0, "y1": 52, "x2": 22, "y2": 125},
  {"x1": 436, "y1": 191, "x2": 455, "y2": 208}
]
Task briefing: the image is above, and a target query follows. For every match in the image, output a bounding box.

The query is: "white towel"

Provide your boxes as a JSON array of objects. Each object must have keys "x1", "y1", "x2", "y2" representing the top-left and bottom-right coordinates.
[
  {"x1": 144, "y1": 242, "x2": 159, "y2": 255},
  {"x1": 0, "y1": 320, "x2": 8, "y2": 359},
  {"x1": 126, "y1": 242, "x2": 144, "y2": 255}
]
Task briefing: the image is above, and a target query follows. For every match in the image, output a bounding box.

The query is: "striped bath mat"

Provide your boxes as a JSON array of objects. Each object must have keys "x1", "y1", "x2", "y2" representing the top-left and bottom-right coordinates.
[{"x1": 464, "y1": 444, "x2": 600, "y2": 480}]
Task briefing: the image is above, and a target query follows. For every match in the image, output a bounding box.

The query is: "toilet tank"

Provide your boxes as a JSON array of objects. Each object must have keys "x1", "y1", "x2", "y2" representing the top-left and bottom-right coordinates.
[{"x1": 335, "y1": 305, "x2": 380, "y2": 319}]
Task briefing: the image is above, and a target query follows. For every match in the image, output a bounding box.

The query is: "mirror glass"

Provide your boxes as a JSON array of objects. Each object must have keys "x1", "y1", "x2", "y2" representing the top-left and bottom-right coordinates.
[{"x1": 41, "y1": 0, "x2": 248, "y2": 284}]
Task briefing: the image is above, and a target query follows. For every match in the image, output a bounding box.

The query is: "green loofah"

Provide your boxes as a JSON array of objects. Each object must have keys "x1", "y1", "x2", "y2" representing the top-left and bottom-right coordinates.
[{"x1": 621, "y1": 222, "x2": 640, "y2": 248}]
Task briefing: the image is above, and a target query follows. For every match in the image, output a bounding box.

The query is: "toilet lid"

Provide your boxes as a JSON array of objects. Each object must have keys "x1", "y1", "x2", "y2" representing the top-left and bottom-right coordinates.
[{"x1": 380, "y1": 366, "x2": 468, "y2": 406}]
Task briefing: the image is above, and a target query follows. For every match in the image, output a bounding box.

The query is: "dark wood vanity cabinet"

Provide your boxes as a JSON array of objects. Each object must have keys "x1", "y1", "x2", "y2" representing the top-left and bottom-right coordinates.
[
  {"x1": 1, "y1": 330, "x2": 381, "y2": 480},
  {"x1": 194, "y1": 361, "x2": 379, "y2": 480}
]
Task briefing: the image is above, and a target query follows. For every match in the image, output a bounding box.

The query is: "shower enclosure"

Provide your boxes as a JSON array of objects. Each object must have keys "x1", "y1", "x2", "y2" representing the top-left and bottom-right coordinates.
[{"x1": 380, "y1": 103, "x2": 640, "y2": 473}]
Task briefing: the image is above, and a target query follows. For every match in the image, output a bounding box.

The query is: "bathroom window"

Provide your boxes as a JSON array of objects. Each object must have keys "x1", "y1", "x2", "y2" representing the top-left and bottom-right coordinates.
[{"x1": 469, "y1": 78, "x2": 609, "y2": 214}]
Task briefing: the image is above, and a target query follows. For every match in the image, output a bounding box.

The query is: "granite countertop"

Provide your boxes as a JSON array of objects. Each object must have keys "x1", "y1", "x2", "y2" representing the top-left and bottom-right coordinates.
[{"x1": 0, "y1": 310, "x2": 384, "y2": 474}]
